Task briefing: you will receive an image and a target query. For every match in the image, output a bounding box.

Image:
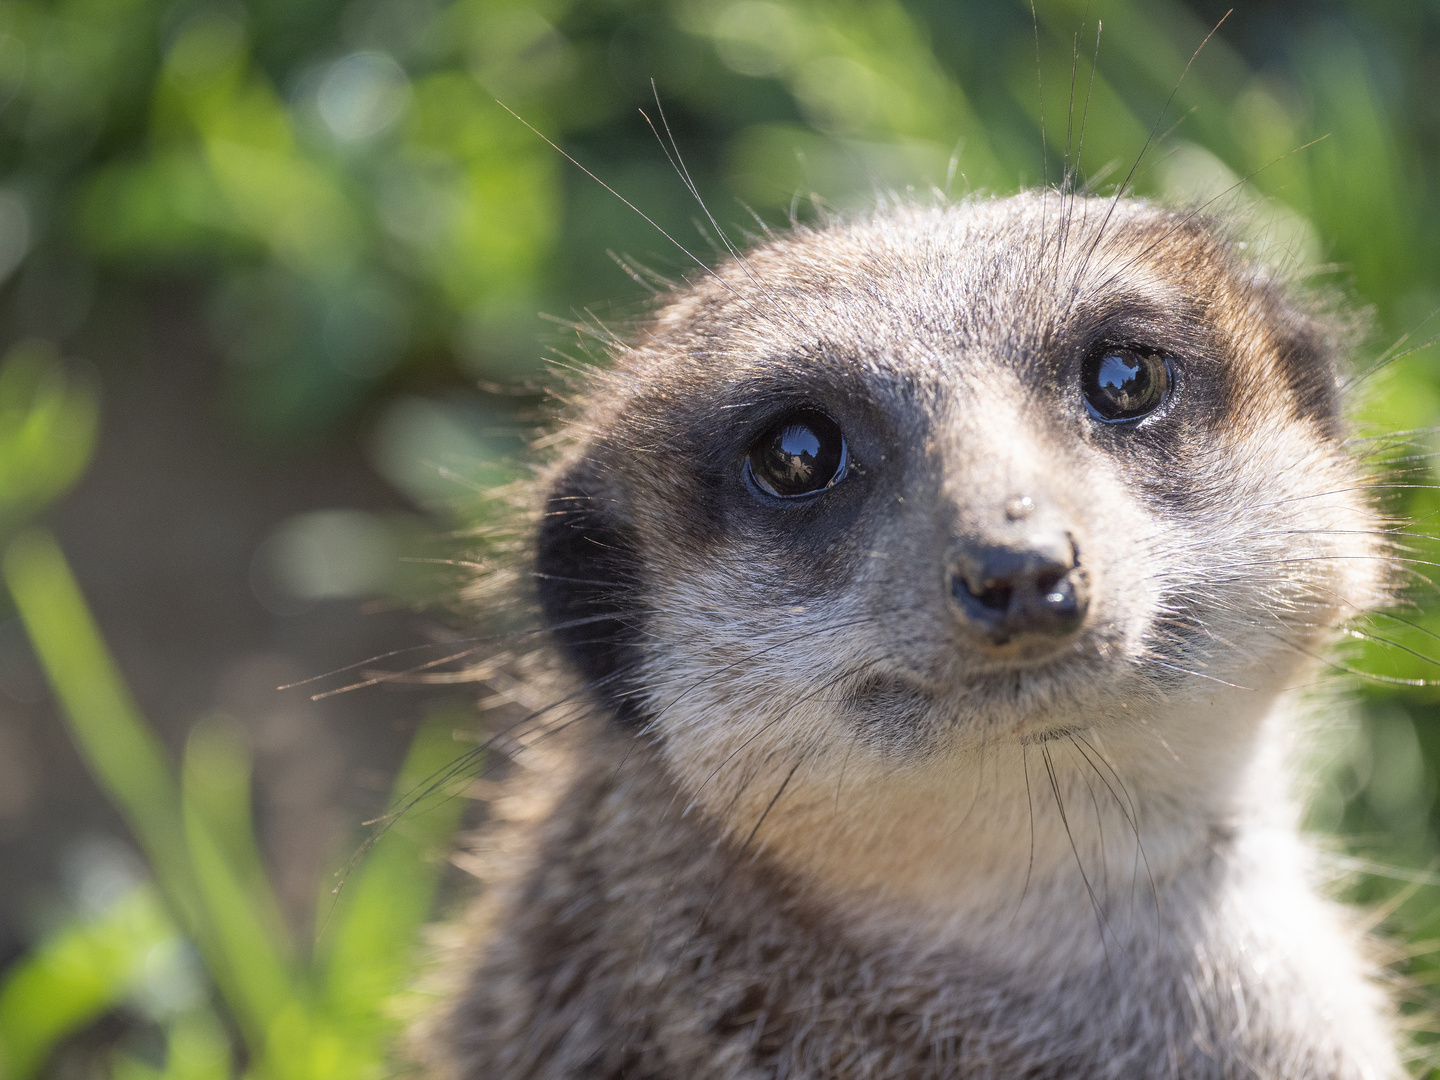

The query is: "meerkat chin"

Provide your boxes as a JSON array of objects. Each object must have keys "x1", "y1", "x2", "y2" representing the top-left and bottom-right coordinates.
[{"x1": 432, "y1": 192, "x2": 1405, "y2": 1080}]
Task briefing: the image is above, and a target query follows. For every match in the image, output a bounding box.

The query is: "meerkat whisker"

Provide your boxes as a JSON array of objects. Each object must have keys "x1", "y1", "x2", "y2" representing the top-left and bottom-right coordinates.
[{"x1": 1069, "y1": 732, "x2": 1161, "y2": 926}]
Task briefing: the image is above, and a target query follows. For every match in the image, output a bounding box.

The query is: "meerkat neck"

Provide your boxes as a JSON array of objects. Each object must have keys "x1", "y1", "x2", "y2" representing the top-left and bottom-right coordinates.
[
  {"x1": 655, "y1": 682, "x2": 1300, "y2": 968},
  {"x1": 445, "y1": 704, "x2": 1395, "y2": 1080}
]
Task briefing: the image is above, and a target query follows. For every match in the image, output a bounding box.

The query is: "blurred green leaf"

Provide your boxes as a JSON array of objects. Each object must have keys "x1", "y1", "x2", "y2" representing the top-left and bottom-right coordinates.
[
  {"x1": 112, "y1": 1008, "x2": 232, "y2": 1080},
  {"x1": 319, "y1": 708, "x2": 472, "y2": 1030},
  {"x1": 264, "y1": 1005, "x2": 374, "y2": 1080},
  {"x1": 181, "y1": 717, "x2": 289, "y2": 947},
  {"x1": 0, "y1": 341, "x2": 97, "y2": 532},
  {"x1": 180, "y1": 717, "x2": 300, "y2": 1052},
  {"x1": 0, "y1": 885, "x2": 176, "y2": 1080},
  {"x1": 3, "y1": 528, "x2": 202, "y2": 936},
  {"x1": 1, "y1": 526, "x2": 470, "y2": 1079}
]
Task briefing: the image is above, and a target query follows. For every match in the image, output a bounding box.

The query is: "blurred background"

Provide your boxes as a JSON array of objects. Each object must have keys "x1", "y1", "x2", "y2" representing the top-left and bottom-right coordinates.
[{"x1": 3, "y1": 0, "x2": 1440, "y2": 1075}]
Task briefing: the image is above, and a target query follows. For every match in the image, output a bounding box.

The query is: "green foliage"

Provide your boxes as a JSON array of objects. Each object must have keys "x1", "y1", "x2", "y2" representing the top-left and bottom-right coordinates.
[
  {"x1": 5, "y1": 528, "x2": 205, "y2": 937},
  {"x1": 0, "y1": 353, "x2": 469, "y2": 1079},
  {"x1": 0, "y1": 0, "x2": 1435, "y2": 438},
  {"x1": 0, "y1": 887, "x2": 177, "y2": 1080},
  {"x1": 317, "y1": 723, "x2": 469, "y2": 1034},
  {"x1": 0, "y1": 593, "x2": 470, "y2": 1078},
  {"x1": 0, "y1": 341, "x2": 96, "y2": 533},
  {"x1": 112, "y1": 1009, "x2": 232, "y2": 1080}
]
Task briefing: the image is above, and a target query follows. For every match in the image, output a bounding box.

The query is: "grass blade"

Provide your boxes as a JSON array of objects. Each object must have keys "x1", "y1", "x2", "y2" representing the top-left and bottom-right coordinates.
[
  {"x1": 181, "y1": 721, "x2": 301, "y2": 1051},
  {"x1": 318, "y1": 708, "x2": 470, "y2": 1028},
  {"x1": 3, "y1": 528, "x2": 202, "y2": 935}
]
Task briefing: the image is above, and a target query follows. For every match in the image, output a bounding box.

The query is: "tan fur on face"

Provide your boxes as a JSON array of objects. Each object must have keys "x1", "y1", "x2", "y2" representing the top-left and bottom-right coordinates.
[{"x1": 433, "y1": 194, "x2": 1405, "y2": 1080}]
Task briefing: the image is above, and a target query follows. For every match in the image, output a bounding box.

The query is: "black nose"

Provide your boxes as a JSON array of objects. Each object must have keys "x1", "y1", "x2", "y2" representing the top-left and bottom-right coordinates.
[{"x1": 949, "y1": 533, "x2": 1088, "y2": 645}]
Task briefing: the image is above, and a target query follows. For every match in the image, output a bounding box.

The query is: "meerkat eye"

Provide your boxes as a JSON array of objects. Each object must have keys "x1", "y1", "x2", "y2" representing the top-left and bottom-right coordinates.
[
  {"x1": 1081, "y1": 346, "x2": 1172, "y2": 422},
  {"x1": 745, "y1": 410, "x2": 847, "y2": 498}
]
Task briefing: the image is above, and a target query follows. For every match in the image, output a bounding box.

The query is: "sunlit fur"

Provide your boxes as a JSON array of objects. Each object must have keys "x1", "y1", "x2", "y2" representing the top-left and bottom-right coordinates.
[{"x1": 430, "y1": 193, "x2": 1406, "y2": 1079}]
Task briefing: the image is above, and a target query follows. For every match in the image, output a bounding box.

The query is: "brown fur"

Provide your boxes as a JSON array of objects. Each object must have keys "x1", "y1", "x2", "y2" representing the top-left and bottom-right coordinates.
[{"x1": 436, "y1": 726, "x2": 1391, "y2": 1080}]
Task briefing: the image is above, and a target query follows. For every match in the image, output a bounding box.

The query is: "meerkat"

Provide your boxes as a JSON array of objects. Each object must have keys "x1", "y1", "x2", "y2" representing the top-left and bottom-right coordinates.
[{"x1": 428, "y1": 191, "x2": 1408, "y2": 1079}]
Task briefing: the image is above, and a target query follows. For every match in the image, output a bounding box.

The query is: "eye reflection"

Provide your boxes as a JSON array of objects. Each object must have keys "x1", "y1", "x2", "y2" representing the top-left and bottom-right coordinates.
[
  {"x1": 1082, "y1": 347, "x2": 1171, "y2": 422},
  {"x1": 747, "y1": 410, "x2": 847, "y2": 498}
]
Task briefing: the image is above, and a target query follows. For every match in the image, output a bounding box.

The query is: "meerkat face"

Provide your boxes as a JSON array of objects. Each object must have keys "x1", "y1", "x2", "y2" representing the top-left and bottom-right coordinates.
[{"x1": 534, "y1": 193, "x2": 1382, "y2": 844}]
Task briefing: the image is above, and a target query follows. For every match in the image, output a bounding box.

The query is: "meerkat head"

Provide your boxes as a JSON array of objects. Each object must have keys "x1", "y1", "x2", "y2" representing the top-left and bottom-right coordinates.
[{"x1": 529, "y1": 192, "x2": 1384, "y2": 911}]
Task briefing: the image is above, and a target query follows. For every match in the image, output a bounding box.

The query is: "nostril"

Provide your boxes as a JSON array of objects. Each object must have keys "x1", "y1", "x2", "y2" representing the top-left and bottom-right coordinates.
[
  {"x1": 970, "y1": 581, "x2": 1014, "y2": 613},
  {"x1": 1035, "y1": 568, "x2": 1064, "y2": 598},
  {"x1": 949, "y1": 534, "x2": 1088, "y2": 643},
  {"x1": 953, "y1": 549, "x2": 1027, "y2": 614}
]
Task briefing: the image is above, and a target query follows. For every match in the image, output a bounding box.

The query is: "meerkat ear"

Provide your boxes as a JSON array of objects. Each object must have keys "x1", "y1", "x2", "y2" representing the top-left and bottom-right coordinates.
[
  {"x1": 1246, "y1": 271, "x2": 1360, "y2": 438},
  {"x1": 1266, "y1": 293, "x2": 1349, "y2": 435},
  {"x1": 533, "y1": 458, "x2": 648, "y2": 726}
]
